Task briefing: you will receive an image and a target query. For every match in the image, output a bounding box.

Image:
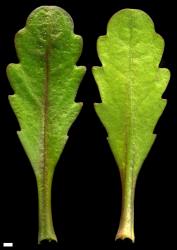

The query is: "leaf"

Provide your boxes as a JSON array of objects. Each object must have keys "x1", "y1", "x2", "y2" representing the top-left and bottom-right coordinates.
[
  {"x1": 92, "y1": 9, "x2": 170, "y2": 242},
  {"x1": 7, "y1": 6, "x2": 86, "y2": 243}
]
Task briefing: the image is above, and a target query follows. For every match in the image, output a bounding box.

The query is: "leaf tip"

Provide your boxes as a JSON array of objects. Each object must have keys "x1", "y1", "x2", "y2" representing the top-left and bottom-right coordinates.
[
  {"x1": 27, "y1": 5, "x2": 74, "y2": 26},
  {"x1": 6, "y1": 63, "x2": 14, "y2": 76},
  {"x1": 80, "y1": 65, "x2": 87, "y2": 74},
  {"x1": 92, "y1": 65, "x2": 102, "y2": 75}
]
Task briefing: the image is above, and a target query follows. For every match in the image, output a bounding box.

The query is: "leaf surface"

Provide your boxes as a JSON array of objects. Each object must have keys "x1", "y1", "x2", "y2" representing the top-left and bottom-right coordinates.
[
  {"x1": 92, "y1": 9, "x2": 170, "y2": 242},
  {"x1": 7, "y1": 6, "x2": 85, "y2": 243}
]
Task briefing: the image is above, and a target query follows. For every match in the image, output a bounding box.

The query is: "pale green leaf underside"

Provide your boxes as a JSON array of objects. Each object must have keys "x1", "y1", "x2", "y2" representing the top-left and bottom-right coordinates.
[
  {"x1": 93, "y1": 8, "x2": 170, "y2": 177},
  {"x1": 92, "y1": 8, "x2": 170, "y2": 241},
  {"x1": 7, "y1": 6, "x2": 85, "y2": 242}
]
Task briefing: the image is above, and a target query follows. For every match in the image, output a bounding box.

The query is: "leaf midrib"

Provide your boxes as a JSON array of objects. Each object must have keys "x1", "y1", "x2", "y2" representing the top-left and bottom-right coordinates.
[
  {"x1": 41, "y1": 32, "x2": 51, "y2": 217},
  {"x1": 122, "y1": 11, "x2": 136, "y2": 229},
  {"x1": 44, "y1": 45, "x2": 49, "y2": 172},
  {"x1": 124, "y1": 13, "x2": 136, "y2": 169}
]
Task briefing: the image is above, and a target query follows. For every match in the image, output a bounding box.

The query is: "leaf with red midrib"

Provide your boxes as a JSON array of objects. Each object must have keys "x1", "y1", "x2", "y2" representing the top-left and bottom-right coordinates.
[{"x1": 7, "y1": 6, "x2": 86, "y2": 243}]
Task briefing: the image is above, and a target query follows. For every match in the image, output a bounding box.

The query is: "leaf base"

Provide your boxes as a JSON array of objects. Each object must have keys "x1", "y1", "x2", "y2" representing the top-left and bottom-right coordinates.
[{"x1": 115, "y1": 227, "x2": 135, "y2": 243}]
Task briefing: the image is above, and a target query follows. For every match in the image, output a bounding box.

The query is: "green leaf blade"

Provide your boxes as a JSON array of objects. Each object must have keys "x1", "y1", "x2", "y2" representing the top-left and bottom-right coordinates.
[
  {"x1": 7, "y1": 6, "x2": 85, "y2": 243},
  {"x1": 92, "y1": 8, "x2": 170, "y2": 242}
]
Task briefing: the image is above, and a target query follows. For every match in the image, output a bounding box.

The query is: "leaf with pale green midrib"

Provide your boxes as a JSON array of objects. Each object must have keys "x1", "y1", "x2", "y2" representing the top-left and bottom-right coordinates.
[
  {"x1": 7, "y1": 6, "x2": 86, "y2": 243},
  {"x1": 92, "y1": 8, "x2": 170, "y2": 242}
]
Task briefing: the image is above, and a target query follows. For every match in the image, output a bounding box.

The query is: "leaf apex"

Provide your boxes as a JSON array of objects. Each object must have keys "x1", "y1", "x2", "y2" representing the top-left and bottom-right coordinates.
[
  {"x1": 6, "y1": 63, "x2": 15, "y2": 74},
  {"x1": 92, "y1": 66, "x2": 101, "y2": 73},
  {"x1": 79, "y1": 65, "x2": 87, "y2": 73}
]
